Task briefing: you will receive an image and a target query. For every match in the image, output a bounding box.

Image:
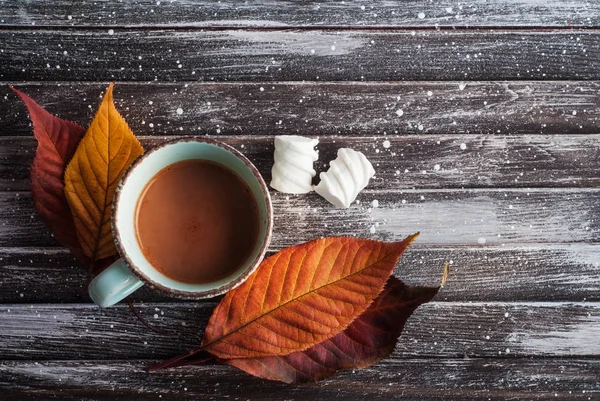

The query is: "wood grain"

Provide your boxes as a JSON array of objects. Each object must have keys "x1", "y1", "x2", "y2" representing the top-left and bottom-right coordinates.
[
  {"x1": 1, "y1": 133, "x2": 599, "y2": 192},
  {"x1": 4, "y1": 82, "x2": 600, "y2": 138},
  {"x1": 2, "y1": 2, "x2": 600, "y2": 396},
  {"x1": 1, "y1": 0, "x2": 599, "y2": 28},
  {"x1": 0, "y1": 188, "x2": 598, "y2": 249},
  {"x1": 1, "y1": 30, "x2": 599, "y2": 82},
  {"x1": 0, "y1": 359, "x2": 598, "y2": 400},
  {"x1": 0, "y1": 302, "x2": 598, "y2": 359},
  {"x1": 1, "y1": 244, "x2": 599, "y2": 303}
]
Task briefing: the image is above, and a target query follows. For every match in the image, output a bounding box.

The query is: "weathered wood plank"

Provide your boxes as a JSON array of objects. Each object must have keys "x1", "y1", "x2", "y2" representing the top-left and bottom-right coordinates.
[
  {"x1": 0, "y1": 359, "x2": 598, "y2": 400},
  {"x1": 4, "y1": 82, "x2": 600, "y2": 138},
  {"x1": 0, "y1": 188, "x2": 598, "y2": 248},
  {"x1": 0, "y1": 302, "x2": 598, "y2": 359},
  {"x1": 1, "y1": 133, "x2": 599, "y2": 192},
  {"x1": 1, "y1": 30, "x2": 599, "y2": 81},
  {"x1": 1, "y1": 0, "x2": 598, "y2": 28},
  {"x1": 1, "y1": 244, "x2": 599, "y2": 303}
]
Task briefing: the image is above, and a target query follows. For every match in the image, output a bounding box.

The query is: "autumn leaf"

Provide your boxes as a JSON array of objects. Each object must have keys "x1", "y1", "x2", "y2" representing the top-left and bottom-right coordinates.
[
  {"x1": 11, "y1": 87, "x2": 88, "y2": 264},
  {"x1": 226, "y1": 276, "x2": 441, "y2": 383},
  {"x1": 64, "y1": 83, "x2": 143, "y2": 265},
  {"x1": 199, "y1": 234, "x2": 419, "y2": 360}
]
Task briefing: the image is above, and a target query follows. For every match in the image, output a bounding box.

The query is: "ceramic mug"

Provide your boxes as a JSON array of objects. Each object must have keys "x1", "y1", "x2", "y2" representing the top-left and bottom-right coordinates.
[{"x1": 88, "y1": 137, "x2": 273, "y2": 308}]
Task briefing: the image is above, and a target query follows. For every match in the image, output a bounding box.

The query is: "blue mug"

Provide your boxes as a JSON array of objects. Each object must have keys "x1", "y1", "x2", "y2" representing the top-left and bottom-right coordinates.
[{"x1": 88, "y1": 138, "x2": 273, "y2": 307}]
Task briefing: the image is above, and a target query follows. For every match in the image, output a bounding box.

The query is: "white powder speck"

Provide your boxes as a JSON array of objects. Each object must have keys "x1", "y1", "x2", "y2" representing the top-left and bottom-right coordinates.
[
  {"x1": 67, "y1": 15, "x2": 72, "y2": 20},
  {"x1": 108, "y1": 29, "x2": 114, "y2": 35},
  {"x1": 382, "y1": 140, "x2": 391, "y2": 148},
  {"x1": 396, "y1": 109, "x2": 404, "y2": 117},
  {"x1": 418, "y1": 124, "x2": 424, "y2": 131},
  {"x1": 418, "y1": 12, "x2": 425, "y2": 19},
  {"x1": 149, "y1": 100, "x2": 153, "y2": 105},
  {"x1": 153, "y1": 314, "x2": 158, "y2": 319},
  {"x1": 504, "y1": 312, "x2": 509, "y2": 317},
  {"x1": 331, "y1": 45, "x2": 336, "y2": 51},
  {"x1": 434, "y1": 164, "x2": 440, "y2": 171},
  {"x1": 369, "y1": 225, "x2": 376, "y2": 234},
  {"x1": 427, "y1": 90, "x2": 433, "y2": 96},
  {"x1": 572, "y1": 110, "x2": 577, "y2": 115},
  {"x1": 260, "y1": 87, "x2": 264, "y2": 92},
  {"x1": 460, "y1": 143, "x2": 467, "y2": 150},
  {"x1": 176, "y1": 107, "x2": 183, "y2": 115},
  {"x1": 478, "y1": 237, "x2": 486, "y2": 244},
  {"x1": 149, "y1": 123, "x2": 154, "y2": 128},
  {"x1": 371, "y1": 199, "x2": 379, "y2": 208},
  {"x1": 401, "y1": 199, "x2": 407, "y2": 204},
  {"x1": 310, "y1": 49, "x2": 315, "y2": 54},
  {"x1": 459, "y1": 82, "x2": 467, "y2": 90},
  {"x1": 445, "y1": 7, "x2": 453, "y2": 13}
]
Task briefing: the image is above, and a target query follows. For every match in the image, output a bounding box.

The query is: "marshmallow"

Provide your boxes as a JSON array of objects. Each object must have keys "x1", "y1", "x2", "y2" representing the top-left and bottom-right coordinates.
[
  {"x1": 314, "y1": 148, "x2": 375, "y2": 208},
  {"x1": 270, "y1": 135, "x2": 319, "y2": 194}
]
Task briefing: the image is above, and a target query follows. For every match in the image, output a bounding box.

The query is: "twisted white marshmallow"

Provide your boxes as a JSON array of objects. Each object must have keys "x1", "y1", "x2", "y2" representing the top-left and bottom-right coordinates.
[
  {"x1": 314, "y1": 148, "x2": 375, "y2": 208},
  {"x1": 270, "y1": 135, "x2": 319, "y2": 194}
]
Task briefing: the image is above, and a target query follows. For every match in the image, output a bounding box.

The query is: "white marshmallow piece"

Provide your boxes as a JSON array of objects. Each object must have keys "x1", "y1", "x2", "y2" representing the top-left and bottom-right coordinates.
[
  {"x1": 314, "y1": 148, "x2": 375, "y2": 208},
  {"x1": 270, "y1": 135, "x2": 319, "y2": 194}
]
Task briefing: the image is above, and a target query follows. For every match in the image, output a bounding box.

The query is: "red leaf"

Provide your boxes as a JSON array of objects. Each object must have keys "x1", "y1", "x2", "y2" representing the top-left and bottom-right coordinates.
[
  {"x1": 225, "y1": 276, "x2": 440, "y2": 383},
  {"x1": 11, "y1": 87, "x2": 89, "y2": 266}
]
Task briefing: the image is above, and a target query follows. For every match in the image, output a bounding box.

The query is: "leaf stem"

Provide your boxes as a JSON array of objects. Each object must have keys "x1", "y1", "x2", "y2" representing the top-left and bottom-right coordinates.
[
  {"x1": 146, "y1": 349, "x2": 207, "y2": 371},
  {"x1": 127, "y1": 298, "x2": 172, "y2": 335}
]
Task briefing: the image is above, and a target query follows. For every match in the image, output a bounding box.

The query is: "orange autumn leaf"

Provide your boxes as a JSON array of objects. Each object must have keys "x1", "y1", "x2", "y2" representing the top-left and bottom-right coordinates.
[
  {"x1": 64, "y1": 83, "x2": 143, "y2": 263},
  {"x1": 200, "y1": 234, "x2": 419, "y2": 360},
  {"x1": 226, "y1": 276, "x2": 442, "y2": 383}
]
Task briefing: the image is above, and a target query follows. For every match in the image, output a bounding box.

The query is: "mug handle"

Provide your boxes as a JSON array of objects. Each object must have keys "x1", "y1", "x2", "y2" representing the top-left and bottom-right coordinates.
[{"x1": 88, "y1": 259, "x2": 144, "y2": 307}]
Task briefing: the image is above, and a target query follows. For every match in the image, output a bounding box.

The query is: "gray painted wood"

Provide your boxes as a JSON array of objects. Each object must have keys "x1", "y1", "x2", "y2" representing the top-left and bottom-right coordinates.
[
  {"x1": 5, "y1": 82, "x2": 600, "y2": 138},
  {"x1": 1, "y1": 0, "x2": 599, "y2": 28},
  {"x1": 0, "y1": 302, "x2": 599, "y2": 359},
  {"x1": 2, "y1": 1, "x2": 599, "y2": 397},
  {"x1": 4, "y1": 82, "x2": 600, "y2": 138},
  {"x1": 0, "y1": 359, "x2": 598, "y2": 400},
  {"x1": 1, "y1": 244, "x2": 599, "y2": 303},
  {"x1": 1, "y1": 30, "x2": 599, "y2": 82},
  {"x1": 0, "y1": 188, "x2": 598, "y2": 249},
  {"x1": 1, "y1": 133, "x2": 600, "y2": 192}
]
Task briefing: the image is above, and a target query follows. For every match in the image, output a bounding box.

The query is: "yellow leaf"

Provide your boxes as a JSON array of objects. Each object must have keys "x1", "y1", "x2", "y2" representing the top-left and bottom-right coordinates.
[{"x1": 64, "y1": 83, "x2": 143, "y2": 262}]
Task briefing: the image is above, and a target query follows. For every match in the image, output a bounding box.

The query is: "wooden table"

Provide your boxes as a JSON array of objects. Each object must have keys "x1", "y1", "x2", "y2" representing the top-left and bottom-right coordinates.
[{"x1": 1, "y1": 1, "x2": 599, "y2": 399}]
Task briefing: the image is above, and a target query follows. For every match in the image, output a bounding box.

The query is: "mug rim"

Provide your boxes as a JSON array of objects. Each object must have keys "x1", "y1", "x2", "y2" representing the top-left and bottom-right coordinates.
[{"x1": 111, "y1": 136, "x2": 273, "y2": 299}]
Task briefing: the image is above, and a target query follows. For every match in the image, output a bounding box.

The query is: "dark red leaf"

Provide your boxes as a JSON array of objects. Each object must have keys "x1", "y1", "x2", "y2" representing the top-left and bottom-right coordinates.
[{"x1": 11, "y1": 87, "x2": 89, "y2": 266}]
